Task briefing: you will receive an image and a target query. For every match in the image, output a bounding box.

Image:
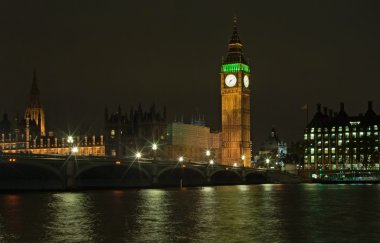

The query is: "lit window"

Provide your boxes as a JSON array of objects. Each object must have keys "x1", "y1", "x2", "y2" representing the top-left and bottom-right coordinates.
[
  {"x1": 111, "y1": 149, "x2": 116, "y2": 156},
  {"x1": 111, "y1": 129, "x2": 115, "y2": 136},
  {"x1": 375, "y1": 125, "x2": 378, "y2": 131},
  {"x1": 331, "y1": 148, "x2": 335, "y2": 154},
  {"x1": 332, "y1": 127, "x2": 336, "y2": 132},
  {"x1": 345, "y1": 133, "x2": 349, "y2": 138},
  {"x1": 359, "y1": 132, "x2": 364, "y2": 137},
  {"x1": 310, "y1": 134, "x2": 315, "y2": 139},
  {"x1": 304, "y1": 134, "x2": 308, "y2": 140},
  {"x1": 324, "y1": 148, "x2": 328, "y2": 154},
  {"x1": 311, "y1": 148, "x2": 315, "y2": 155},
  {"x1": 339, "y1": 126, "x2": 342, "y2": 132}
]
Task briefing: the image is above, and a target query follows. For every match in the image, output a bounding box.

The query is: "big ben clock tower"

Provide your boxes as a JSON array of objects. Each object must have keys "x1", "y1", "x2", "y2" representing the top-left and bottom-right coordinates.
[{"x1": 221, "y1": 17, "x2": 251, "y2": 167}]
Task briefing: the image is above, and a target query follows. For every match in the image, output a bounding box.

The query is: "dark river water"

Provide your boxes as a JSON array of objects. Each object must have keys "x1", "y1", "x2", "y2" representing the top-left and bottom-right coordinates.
[{"x1": 0, "y1": 184, "x2": 379, "y2": 242}]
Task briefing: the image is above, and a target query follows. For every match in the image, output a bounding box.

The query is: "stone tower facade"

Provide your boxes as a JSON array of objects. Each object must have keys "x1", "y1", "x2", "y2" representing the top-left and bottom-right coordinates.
[
  {"x1": 220, "y1": 17, "x2": 251, "y2": 167},
  {"x1": 24, "y1": 69, "x2": 46, "y2": 136}
]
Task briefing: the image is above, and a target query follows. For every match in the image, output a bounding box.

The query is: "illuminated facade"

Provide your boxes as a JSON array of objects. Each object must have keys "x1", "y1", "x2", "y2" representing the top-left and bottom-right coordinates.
[
  {"x1": 0, "y1": 71, "x2": 105, "y2": 156},
  {"x1": 165, "y1": 122, "x2": 221, "y2": 162},
  {"x1": 0, "y1": 135, "x2": 105, "y2": 156},
  {"x1": 304, "y1": 102, "x2": 380, "y2": 170},
  {"x1": 220, "y1": 17, "x2": 251, "y2": 166}
]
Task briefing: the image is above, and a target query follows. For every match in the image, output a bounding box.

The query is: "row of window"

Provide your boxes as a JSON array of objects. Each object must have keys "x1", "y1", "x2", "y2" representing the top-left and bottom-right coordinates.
[
  {"x1": 305, "y1": 132, "x2": 379, "y2": 140},
  {"x1": 308, "y1": 125, "x2": 378, "y2": 133}
]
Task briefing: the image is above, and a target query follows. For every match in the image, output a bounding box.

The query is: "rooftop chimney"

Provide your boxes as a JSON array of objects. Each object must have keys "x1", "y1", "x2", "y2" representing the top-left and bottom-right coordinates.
[
  {"x1": 317, "y1": 104, "x2": 321, "y2": 113},
  {"x1": 368, "y1": 101, "x2": 373, "y2": 110},
  {"x1": 340, "y1": 102, "x2": 345, "y2": 112}
]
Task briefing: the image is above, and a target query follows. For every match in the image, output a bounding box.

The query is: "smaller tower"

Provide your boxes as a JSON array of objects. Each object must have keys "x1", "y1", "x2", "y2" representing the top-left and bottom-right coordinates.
[{"x1": 24, "y1": 69, "x2": 46, "y2": 136}]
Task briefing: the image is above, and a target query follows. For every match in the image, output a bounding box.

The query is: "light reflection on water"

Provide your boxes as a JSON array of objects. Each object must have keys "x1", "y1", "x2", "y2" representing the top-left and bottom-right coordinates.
[
  {"x1": 44, "y1": 193, "x2": 96, "y2": 243},
  {"x1": 0, "y1": 185, "x2": 379, "y2": 242}
]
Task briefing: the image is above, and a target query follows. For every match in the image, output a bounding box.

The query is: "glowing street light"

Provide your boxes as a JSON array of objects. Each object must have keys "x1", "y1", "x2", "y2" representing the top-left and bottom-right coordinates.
[
  {"x1": 266, "y1": 158, "x2": 270, "y2": 169},
  {"x1": 71, "y1": 146, "x2": 79, "y2": 153},
  {"x1": 152, "y1": 143, "x2": 158, "y2": 151},
  {"x1": 135, "y1": 152, "x2": 142, "y2": 160},
  {"x1": 178, "y1": 156, "x2": 184, "y2": 162},
  {"x1": 67, "y1": 136, "x2": 74, "y2": 144},
  {"x1": 206, "y1": 150, "x2": 211, "y2": 157},
  {"x1": 209, "y1": 159, "x2": 214, "y2": 165},
  {"x1": 152, "y1": 143, "x2": 158, "y2": 161},
  {"x1": 233, "y1": 162, "x2": 237, "y2": 167},
  {"x1": 241, "y1": 155, "x2": 246, "y2": 161}
]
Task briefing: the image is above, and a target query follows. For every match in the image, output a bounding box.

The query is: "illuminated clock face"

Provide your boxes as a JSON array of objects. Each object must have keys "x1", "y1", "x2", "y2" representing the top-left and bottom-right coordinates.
[
  {"x1": 243, "y1": 75, "x2": 249, "y2": 88},
  {"x1": 225, "y1": 74, "x2": 237, "y2": 87}
]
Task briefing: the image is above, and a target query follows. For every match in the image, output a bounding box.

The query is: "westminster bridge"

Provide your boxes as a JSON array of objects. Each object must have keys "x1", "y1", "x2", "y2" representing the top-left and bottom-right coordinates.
[{"x1": 0, "y1": 154, "x2": 302, "y2": 190}]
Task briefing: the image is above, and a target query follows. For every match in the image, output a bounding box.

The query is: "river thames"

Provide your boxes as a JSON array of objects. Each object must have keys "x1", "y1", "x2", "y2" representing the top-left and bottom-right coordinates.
[{"x1": 0, "y1": 184, "x2": 379, "y2": 242}]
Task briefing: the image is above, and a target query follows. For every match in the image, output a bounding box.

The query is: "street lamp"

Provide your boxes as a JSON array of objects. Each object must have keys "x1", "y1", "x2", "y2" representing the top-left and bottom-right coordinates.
[
  {"x1": 152, "y1": 143, "x2": 158, "y2": 161},
  {"x1": 178, "y1": 156, "x2": 184, "y2": 162},
  {"x1": 206, "y1": 150, "x2": 211, "y2": 157},
  {"x1": 135, "y1": 152, "x2": 142, "y2": 162},
  {"x1": 67, "y1": 136, "x2": 74, "y2": 144},
  {"x1": 266, "y1": 158, "x2": 270, "y2": 169},
  {"x1": 67, "y1": 136, "x2": 75, "y2": 155},
  {"x1": 241, "y1": 155, "x2": 246, "y2": 166},
  {"x1": 71, "y1": 146, "x2": 79, "y2": 153},
  {"x1": 233, "y1": 162, "x2": 237, "y2": 167},
  {"x1": 209, "y1": 159, "x2": 214, "y2": 165}
]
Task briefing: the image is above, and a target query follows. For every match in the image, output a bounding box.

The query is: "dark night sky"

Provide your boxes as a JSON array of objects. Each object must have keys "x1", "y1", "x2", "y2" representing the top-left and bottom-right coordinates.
[{"x1": 1, "y1": 0, "x2": 380, "y2": 149}]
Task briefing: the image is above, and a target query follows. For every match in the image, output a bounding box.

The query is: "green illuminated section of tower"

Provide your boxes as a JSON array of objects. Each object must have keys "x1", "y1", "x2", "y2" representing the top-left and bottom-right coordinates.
[{"x1": 221, "y1": 63, "x2": 250, "y2": 73}]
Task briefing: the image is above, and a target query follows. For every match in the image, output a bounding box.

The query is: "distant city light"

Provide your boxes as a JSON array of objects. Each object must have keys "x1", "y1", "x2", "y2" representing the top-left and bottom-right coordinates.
[
  {"x1": 266, "y1": 158, "x2": 270, "y2": 164},
  {"x1": 209, "y1": 159, "x2": 214, "y2": 165},
  {"x1": 178, "y1": 156, "x2": 184, "y2": 162},
  {"x1": 135, "y1": 152, "x2": 142, "y2": 159}
]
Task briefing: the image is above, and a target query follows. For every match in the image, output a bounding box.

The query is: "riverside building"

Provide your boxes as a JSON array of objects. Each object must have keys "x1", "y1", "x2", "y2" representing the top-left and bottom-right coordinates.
[{"x1": 304, "y1": 102, "x2": 380, "y2": 170}]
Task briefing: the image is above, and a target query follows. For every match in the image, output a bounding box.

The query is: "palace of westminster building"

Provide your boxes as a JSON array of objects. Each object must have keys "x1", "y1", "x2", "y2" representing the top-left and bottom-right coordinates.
[{"x1": 0, "y1": 18, "x2": 253, "y2": 166}]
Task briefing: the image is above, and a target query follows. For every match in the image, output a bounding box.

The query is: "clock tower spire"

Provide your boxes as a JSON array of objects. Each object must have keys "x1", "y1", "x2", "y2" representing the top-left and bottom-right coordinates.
[{"x1": 220, "y1": 17, "x2": 251, "y2": 167}]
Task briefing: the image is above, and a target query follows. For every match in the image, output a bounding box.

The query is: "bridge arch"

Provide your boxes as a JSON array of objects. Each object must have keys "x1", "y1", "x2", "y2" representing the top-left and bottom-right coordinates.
[
  {"x1": 0, "y1": 161, "x2": 65, "y2": 189},
  {"x1": 75, "y1": 163, "x2": 151, "y2": 188},
  {"x1": 209, "y1": 168, "x2": 242, "y2": 185},
  {"x1": 244, "y1": 171, "x2": 267, "y2": 184},
  {"x1": 157, "y1": 165, "x2": 206, "y2": 186}
]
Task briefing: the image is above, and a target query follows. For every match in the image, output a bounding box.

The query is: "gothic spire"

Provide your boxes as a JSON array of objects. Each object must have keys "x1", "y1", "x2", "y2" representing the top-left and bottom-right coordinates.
[
  {"x1": 229, "y1": 16, "x2": 242, "y2": 45},
  {"x1": 29, "y1": 68, "x2": 41, "y2": 107},
  {"x1": 224, "y1": 16, "x2": 247, "y2": 65}
]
